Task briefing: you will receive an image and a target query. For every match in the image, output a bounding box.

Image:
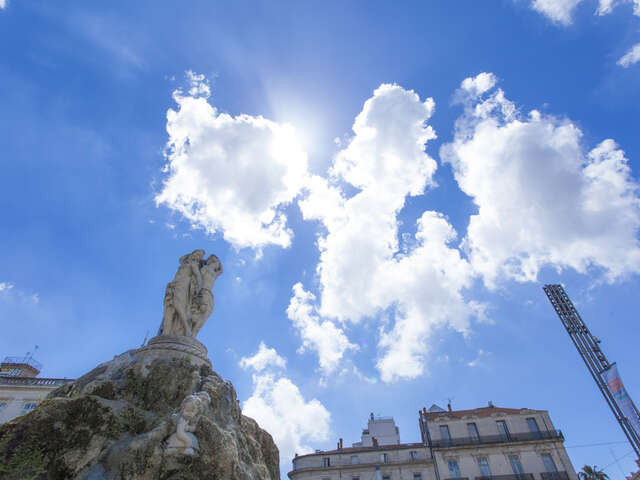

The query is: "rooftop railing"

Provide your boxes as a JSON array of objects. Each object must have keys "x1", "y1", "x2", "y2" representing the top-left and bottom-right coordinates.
[
  {"x1": 0, "y1": 376, "x2": 72, "y2": 387},
  {"x1": 428, "y1": 430, "x2": 564, "y2": 448},
  {"x1": 2, "y1": 356, "x2": 43, "y2": 371}
]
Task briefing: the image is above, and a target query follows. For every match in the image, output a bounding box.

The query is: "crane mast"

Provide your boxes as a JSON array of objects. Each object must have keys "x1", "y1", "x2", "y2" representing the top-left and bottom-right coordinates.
[{"x1": 543, "y1": 284, "x2": 640, "y2": 459}]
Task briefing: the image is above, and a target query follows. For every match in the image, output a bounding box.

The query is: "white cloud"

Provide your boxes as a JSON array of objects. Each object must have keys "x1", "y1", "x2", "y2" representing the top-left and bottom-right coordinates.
[
  {"x1": 298, "y1": 84, "x2": 480, "y2": 382},
  {"x1": 531, "y1": 0, "x2": 584, "y2": 24},
  {"x1": 597, "y1": 0, "x2": 617, "y2": 14},
  {"x1": 239, "y1": 341, "x2": 286, "y2": 372},
  {"x1": 597, "y1": 0, "x2": 640, "y2": 15},
  {"x1": 467, "y1": 349, "x2": 491, "y2": 368},
  {"x1": 0, "y1": 282, "x2": 40, "y2": 305},
  {"x1": 287, "y1": 283, "x2": 357, "y2": 375},
  {"x1": 156, "y1": 72, "x2": 309, "y2": 250},
  {"x1": 618, "y1": 43, "x2": 640, "y2": 67},
  {"x1": 376, "y1": 211, "x2": 479, "y2": 382},
  {"x1": 241, "y1": 345, "x2": 331, "y2": 472},
  {"x1": 460, "y1": 72, "x2": 497, "y2": 98},
  {"x1": 300, "y1": 84, "x2": 438, "y2": 323},
  {"x1": 441, "y1": 73, "x2": 640, "y2": 288},
  {"x1": 0, "y1": 0, "x2": 6, "y2": 10},
  {"x1": 185, "y1": 70, "x2": 211, "y2": 97}
]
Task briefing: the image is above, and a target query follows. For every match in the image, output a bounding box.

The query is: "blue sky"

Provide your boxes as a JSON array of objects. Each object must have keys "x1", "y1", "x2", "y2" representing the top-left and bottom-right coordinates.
[{"x1": 1, "y1": 0, "x2": 640, "y2": 477}]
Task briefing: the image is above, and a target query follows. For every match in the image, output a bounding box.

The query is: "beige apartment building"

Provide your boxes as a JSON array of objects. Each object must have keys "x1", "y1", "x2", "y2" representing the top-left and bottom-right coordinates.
[
  {"x1": 290, "y1": 404, "x2": 578, "y2": 480},
  {"x1": 0, "y1": 355, "x2": 73, "y2": 424},
  {"x1": 289, "y1": 414, "x2": 433, "y2": 480},
  {"x1": 419, "y1": 403, "x2": 578, "y2": 480}
]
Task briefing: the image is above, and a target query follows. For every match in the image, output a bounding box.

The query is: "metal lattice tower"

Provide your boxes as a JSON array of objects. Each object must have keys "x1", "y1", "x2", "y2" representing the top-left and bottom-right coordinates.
[{"x1": 543, "y1": 284, "x2": 640, "y2": 459}]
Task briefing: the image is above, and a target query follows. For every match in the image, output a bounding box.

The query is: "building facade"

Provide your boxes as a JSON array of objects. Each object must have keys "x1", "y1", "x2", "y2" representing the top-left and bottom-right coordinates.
[
  {"x1": 290, "y1": 404, "x2": 578, "y2": 480},
  {"x1": 289, "y1": 415, "x2": 434, "y2": 480},
  {"x1": 419, "y1": 403, "x2": 578, "y2": 480},
  {"x1": 0, "y1": 355, "x2": 73, "y2": 424}
]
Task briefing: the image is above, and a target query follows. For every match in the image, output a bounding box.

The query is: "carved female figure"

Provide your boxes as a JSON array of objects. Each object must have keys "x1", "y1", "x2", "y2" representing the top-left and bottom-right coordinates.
[
  {"x1": 160, "y1": 249, "x2": 205, "y2": 336},
  {"x1": 190, "y1": 254, "x2": 223, "y2": 336}
]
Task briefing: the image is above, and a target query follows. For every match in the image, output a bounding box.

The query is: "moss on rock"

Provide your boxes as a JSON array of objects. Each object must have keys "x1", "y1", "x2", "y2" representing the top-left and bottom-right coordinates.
[
  {"x1": 0, "y1": 396, "x2": 118, "y2": 479},
  {"x1": 120, "y1": 358, "x2": 197, "y2": 414}
]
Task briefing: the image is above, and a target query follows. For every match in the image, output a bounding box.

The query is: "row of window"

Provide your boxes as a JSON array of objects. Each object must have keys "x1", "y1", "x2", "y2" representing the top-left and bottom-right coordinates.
[
  {"x1": 0, "y1": 401, "x2": 37, "y2": 414},
  {"x1": 321, "y1": 451, "x2": 420, "y2": 467},
  {"x1": 322, "y1": 473, "x2": 423, "y2": 480},
  {"x1": 439, "y1": 417, "x2": 541, "y2": 441},
  {"x1": 446, "y1": 452, "x2": 557, "y2": 478}
]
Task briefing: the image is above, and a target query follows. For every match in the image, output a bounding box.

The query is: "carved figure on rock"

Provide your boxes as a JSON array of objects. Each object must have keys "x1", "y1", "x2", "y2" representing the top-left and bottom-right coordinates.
[
  {"x1": 165, "y1": 391, "x2": 211, "y2": 456},
  {"x1": 159, "y1": 250, "x2": 223, "y2": 337}
]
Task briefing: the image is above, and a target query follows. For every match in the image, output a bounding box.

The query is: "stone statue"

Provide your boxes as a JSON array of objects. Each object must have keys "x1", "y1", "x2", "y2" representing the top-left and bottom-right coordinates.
[
  {"x1": 159, "y1": 250, "x2": 223, "y2": 337},
  {"x1": 165, "y1": 391, "x2": 211, "y2": 456}
]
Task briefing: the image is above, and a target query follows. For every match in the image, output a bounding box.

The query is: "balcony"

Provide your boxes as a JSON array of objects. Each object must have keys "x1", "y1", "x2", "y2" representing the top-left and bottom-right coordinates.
[
  {"x1": 476, "y1": 475, "x2": 535, "y2": 480},
  {"x1": 541, "y1": 472, "x2": 569, "y2": 480},
  {"x1": 428, "y1": 430, "x2": 563, "y2": 449}
]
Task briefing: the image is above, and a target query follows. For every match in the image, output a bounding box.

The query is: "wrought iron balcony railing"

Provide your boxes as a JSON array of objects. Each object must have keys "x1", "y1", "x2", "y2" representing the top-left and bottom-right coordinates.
[
  {"x1": 541, "y1": 472, "x2": 569, "y2": 480},
  {"x1": 476, "y1": 475, "x2": 535, "y2": 480},
  {"x1": 428, "y1": 430, "x2": 563, "y2": 448}
]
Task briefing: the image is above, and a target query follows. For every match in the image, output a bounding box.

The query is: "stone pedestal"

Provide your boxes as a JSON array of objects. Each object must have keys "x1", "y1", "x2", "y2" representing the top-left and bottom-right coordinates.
[{"x1": 138, "y1": 334, "x2": 212, "y2": 368}]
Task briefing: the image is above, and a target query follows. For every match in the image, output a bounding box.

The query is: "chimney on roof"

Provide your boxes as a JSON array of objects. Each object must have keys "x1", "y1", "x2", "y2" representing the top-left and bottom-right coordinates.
[
  {"x1": 338, "y1": 438, "x2": 343, "y2": 450},
  {"x1": 488, "y1": 401, "x2": 494, "y2": 408},
  {"x1": 370, "y1": 412, "x2": 374, "y2": 421},
  {"x1": 447, "y1": 402, "x2": 452, "y2": 412},
  {"x1": 372, "y1": 437, "x2": 379, "y2": 447}
]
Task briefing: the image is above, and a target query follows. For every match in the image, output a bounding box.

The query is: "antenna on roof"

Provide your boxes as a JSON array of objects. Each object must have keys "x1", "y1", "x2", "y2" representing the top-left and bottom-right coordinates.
[
  {"x1": 141, "y1": 330, "x2": 150, "y2": 347},
  {"x1": 25, "y1": 345, "x2": 39, "y2": 362}
]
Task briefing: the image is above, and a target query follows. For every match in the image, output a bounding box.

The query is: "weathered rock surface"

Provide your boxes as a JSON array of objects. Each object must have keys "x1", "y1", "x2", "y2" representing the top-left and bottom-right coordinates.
[{"x1": 0, "y1": 339, "x2": 279, "y2": 480}]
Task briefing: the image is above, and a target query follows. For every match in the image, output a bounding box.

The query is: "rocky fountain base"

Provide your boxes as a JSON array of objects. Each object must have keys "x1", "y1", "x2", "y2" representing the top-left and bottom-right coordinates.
[{"x1": 0, "y1": 336, "x2": 279, "y2": 480}]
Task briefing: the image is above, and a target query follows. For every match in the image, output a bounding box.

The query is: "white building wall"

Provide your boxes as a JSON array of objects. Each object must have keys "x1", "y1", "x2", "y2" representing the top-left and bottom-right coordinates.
[
  {"x1": 0, "y1": 386, "x2": 52, "y2": 423},
  {"x1": 426, "y1": 408, "x2": 577, "y2": 480},
  {"x1": 437, "y1": 443, "x2": 575, "y2": 479},
  {"x1": 291, "y1": 446, "x2": 433, "y2": 480},
  {"x1": 0, "y1": 379, "x2": 73, "y2": 424},
  {"x1": 291, "y1": 464, "x2": 434, "y2": 480},
  {"x1": 361, "y1": 417, "x2": 401, "y2": 446},
  {"x1": 294, "y1": 447, "x2": 429, "y2": 470}
]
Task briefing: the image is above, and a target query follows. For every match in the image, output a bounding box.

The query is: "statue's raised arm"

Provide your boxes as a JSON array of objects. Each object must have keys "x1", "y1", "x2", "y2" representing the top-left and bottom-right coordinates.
[{"x1": 159, "y1": 250, "x2": 222, "y2": 337}]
